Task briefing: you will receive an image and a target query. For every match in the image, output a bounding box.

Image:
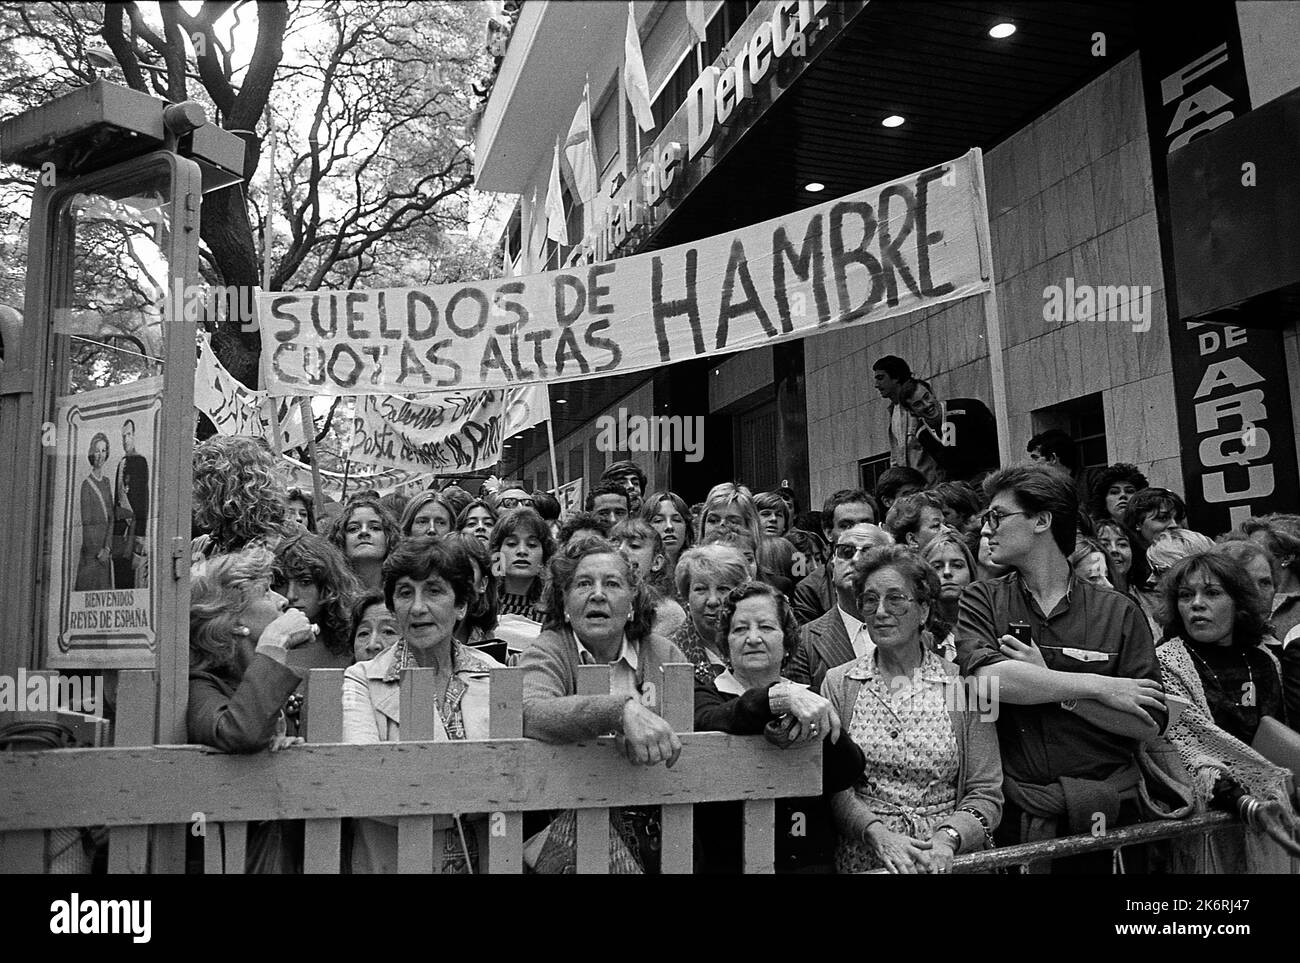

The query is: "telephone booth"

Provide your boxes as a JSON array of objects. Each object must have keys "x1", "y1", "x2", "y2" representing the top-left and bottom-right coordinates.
[{"x1": 0, "y1": 81, "x2": 243, "y2": 752}]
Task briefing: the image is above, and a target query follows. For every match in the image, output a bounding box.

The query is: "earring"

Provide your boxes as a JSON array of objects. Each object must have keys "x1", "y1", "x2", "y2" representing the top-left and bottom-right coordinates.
[{"x1": 236, "y1": 625, "x2": 251, "y2": 636}]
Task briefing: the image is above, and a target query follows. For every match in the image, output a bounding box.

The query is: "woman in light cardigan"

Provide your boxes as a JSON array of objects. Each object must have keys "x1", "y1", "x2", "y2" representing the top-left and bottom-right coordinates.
[
  {"x1": 342, "y1": 536, "x2": 503, "y2": 874},
  {"x1": 823, "y1": 545, "x2": 1002, "y2": 874}
]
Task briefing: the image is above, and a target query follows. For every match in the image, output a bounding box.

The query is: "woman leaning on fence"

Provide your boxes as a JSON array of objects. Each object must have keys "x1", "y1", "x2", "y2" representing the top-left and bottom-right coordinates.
[
  {"x1": 1149, "y1": 551, "x2": 1300, "y2": 871},
  {"x1": 518, "y1": 535, "x2": 687, "y2": 873},
  {"x1": 188, "y1": 546, "x2": 317, "y2": 872},
  {"x1": 693, "y1": 581, "x2": 866, "y2": 873},
  {"x1": 341, "y1": 535, "x2": 504, "y2": 874}
]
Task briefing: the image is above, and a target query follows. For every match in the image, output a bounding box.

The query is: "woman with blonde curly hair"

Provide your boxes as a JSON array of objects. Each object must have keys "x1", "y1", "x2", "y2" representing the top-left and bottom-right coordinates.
[
  {"x1": 189, "y1": 546, "x2": 319, "y2": 872},
  {"x1": 192, "y1": 436, "x2": 289, "y2": 561}
]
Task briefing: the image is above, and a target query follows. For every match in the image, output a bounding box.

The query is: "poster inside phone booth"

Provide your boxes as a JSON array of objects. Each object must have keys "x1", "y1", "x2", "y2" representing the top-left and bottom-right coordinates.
[{"x1": 46, "y1": 377, "x2": 162, "y2": 668}]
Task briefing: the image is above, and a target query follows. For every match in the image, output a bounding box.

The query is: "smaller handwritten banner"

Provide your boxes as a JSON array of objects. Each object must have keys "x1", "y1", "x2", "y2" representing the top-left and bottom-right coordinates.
[
  {"x1": 195, "y1": 338, "x2": 309, "y2": 450},
  {"x1": 348, "y1": 385, "x2": 548, "y2": 475}
]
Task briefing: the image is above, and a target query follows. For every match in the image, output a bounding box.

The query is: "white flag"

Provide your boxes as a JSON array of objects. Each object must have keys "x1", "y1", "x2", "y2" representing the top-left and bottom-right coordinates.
[
  {"x1": 528, "y1": 186, "x2": 546, "y2": 266},
  {"x1": 503, "y1": 383, "x2": 551, "y2": 440},
  {"x1": 545, "y1": 136, "x2": 569, "y2": 245},
  {"x1": 686, "y1": 0, "x2": 709, "y2": 44},
  {"x1": 623, "y1": 2, "x2": 655, "y2": 132},
  {"x1": 564, "y1": 79, "x2": 599, "y2": 204}
]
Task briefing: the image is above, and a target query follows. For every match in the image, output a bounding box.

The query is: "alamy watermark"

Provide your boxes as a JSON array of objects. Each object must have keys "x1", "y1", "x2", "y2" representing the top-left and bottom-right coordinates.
[
  {"x1": 595, "y1": 407, "x2": 704, "y2": 463},
  {"x1": 0, "y1": 669, "x2": 103, "y2": 715},
  {"x1": 1042, "y1": 277, "x2": 1151, "y2": 332}
]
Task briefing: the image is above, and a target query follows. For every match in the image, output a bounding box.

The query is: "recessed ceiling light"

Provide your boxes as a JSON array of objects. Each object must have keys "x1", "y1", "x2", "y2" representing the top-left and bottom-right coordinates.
[
  {"x1": 989, "y1": 22, "x2": 1016, "y2": 39},
  {"x1": 804, "y1": 181, "x2": 825, "y2": 193},
  {"x1": 555, "y1": 398, "x2": 567, "y2": 404},
  {"x1": 882, "y1": 115, "x2": 905, "y2": 128}
]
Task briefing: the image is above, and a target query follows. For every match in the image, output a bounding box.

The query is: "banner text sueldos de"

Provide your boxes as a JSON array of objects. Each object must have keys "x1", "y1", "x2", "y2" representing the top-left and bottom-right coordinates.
[{"x1": 258, "y1": 152, "x2": 989, "y2": 395}]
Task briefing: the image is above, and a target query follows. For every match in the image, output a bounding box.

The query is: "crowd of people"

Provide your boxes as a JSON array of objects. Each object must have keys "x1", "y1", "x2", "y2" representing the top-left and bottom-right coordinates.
[{"x1": 184, "y1": 432, "x2": 1300, "y2": 874}]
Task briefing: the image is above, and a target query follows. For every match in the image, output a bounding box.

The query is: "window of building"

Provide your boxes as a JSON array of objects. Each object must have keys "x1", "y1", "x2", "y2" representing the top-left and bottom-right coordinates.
[
  {"x1": 859, "y1": 453, "x2": 891, "y2": 498},
  {"x1": 1032, "y1": 392, "x2": 1108, "y2": 471},
  {"x1": 734, "y1": 399, "x2": 778, "y2": 493}
]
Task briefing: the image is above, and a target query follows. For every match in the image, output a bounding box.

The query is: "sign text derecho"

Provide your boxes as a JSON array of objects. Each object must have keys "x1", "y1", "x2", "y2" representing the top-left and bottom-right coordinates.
[{"x1": 258, "y1": 154, "x2": 989, "y2": 395}]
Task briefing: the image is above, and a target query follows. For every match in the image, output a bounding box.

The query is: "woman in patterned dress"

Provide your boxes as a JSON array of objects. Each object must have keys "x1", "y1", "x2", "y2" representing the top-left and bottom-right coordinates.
[{"x1": 823, "y1": 545, "x2": 1002, "y2": 874}]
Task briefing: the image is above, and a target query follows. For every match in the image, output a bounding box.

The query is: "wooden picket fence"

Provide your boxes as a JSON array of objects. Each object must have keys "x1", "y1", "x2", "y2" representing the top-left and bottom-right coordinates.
[{"x1": 0, "y1": 663, "x2": 823, "y2": 874}]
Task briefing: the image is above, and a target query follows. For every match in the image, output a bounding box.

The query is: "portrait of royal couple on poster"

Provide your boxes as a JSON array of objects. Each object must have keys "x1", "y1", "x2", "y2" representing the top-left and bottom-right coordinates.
[{"x1": 74, "y1": 416, "x2": 150, "y2": 592}]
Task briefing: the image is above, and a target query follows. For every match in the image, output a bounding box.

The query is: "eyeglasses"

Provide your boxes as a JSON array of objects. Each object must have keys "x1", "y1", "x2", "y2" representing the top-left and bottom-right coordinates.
[
  {"x1": 833, "y1": 543, "x2": 873, "y2": 560},
  {"x1": 859, "y1": 592, "x2": 915, "y2": 615},
  {"x1": 979, "y1": 509, "x2": 1028, "y2": 532},
  {"x1": 499, "y1": 497, "x2": 535, "y2": 509}
]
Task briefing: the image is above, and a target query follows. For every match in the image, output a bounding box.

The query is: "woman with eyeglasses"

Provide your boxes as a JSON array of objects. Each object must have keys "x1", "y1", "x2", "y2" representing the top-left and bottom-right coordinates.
[
  {"x1": 823, "y1": 545, "x2": 1002, "y2": 874},
  {"x1": 1151, "y1": 551, "x2": 1300, "y2": 870}
]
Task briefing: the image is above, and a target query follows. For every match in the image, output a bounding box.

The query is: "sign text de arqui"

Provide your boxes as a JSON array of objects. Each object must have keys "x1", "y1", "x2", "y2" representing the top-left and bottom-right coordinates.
[{"x1": 259, "y1": 153, "x2": 989, "y2": 396}]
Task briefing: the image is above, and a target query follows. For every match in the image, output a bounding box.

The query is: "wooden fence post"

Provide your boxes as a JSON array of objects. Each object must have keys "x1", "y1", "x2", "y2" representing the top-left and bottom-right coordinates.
[
  {"x1": 658, "y1": 662, "x2": 694, "y2": 874},
  {"x1": 575, "y1": 663, "x2": 611, "y2": 874},
  {"x1": 302, "y1": 668, "x2": 345, "y2": 873},
  {"x1": 397, "y1": 667, "x2": 438, "y2": 874},
  {"x1": 107, "y1": 669, "x2": 154, "y2": 874},
  {"x1": 487, "y1": 667, "x2": 524, "y2": 875}
]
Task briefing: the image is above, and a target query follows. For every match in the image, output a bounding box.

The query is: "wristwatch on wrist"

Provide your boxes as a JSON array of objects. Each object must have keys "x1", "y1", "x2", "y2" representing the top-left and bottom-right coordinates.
[
  {"x1": 934, "y1": 826, "x2": 961, "y2": 852},
  {"x1": 1060, "y1": 698, "x2": 1078, "y2": 712}
]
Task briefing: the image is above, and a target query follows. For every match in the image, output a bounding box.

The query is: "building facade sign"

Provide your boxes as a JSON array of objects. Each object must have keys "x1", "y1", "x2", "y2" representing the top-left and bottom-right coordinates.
[{"x1": 1140, "y1": 10, "x2": 1300, "y2": 531}]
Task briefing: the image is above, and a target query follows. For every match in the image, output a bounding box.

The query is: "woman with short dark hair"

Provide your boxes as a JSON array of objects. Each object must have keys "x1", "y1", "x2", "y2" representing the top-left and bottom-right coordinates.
[
  {"x1": 490, "y1": 507, "x2": 555, "y2": 622},
  {"x1": 1089, "y1": 464, "x2": 1149, "y2": 524},
  {"x1": 693, "y1": 581, "x2": 864, "y2": 873},
  {"x1": 342, "y1": 535, "x2": 503, "y2": 874},
  {"x1": 1153, "y1": 551, "x2": 1300, "y2": 869}
]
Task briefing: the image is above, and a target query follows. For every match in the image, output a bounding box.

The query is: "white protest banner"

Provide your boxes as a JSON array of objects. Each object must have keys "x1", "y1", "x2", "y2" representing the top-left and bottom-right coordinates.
[
  {"x1": 196, "y1": 338, "x2": 310, "y2": 450},
  {"x1": 259, "y1": 153, "x2": 988, "y2": 395},
  {"x1": 349, "y1": 384, "x2": 548, "y2": 475},
  {"x1": 556, "y1": 477, "x2": 584, "y2": 516}
]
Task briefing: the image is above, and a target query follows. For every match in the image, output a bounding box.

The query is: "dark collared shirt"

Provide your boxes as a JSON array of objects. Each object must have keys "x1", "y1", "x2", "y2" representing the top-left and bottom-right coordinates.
[{"x1": 956, "y1": 570, "x2": 1164, "y2": 784}]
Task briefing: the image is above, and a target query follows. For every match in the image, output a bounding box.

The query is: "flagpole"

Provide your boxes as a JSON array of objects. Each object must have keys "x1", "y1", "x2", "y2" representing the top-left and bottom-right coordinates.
[{"x1": 544, "y1": 383, "x2": 561, "y2": 495}]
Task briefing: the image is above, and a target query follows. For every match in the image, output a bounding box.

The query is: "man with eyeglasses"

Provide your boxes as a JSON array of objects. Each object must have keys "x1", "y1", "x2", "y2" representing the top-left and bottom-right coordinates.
[
  {"x1": 792, "y1": 488, "x2": 879, "y2": 625},
  {"x1": 494, "y1": 484, "x2": 536, "y2": 511},
  {"x1": 956, "y1": 465, "x2": 1166, "y2": 868},
  {"x1": 788, "y1": 523, "x2": 894, "y2": 691}
]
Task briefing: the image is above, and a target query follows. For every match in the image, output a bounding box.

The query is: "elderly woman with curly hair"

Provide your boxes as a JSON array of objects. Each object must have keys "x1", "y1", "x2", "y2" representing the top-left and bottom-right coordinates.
[
  {"x1": 693, "y1": 581, "x2": 865, "y2": 873},
  {"x1": 824, "y1": 545, "x2": 1003, "y2": 874},
  {"x1": 328, "y1": 492, "x2": 402, "y2": 593},
  {"x1": 191, "y1": 436, "x2": 290, "y2": 563},
  {"x1": 1150, "y1": 551, "x2": 1300, "y2": 871},
  {"x1": 519, "y1": 536, "x2": 688, "y2": 872}
]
